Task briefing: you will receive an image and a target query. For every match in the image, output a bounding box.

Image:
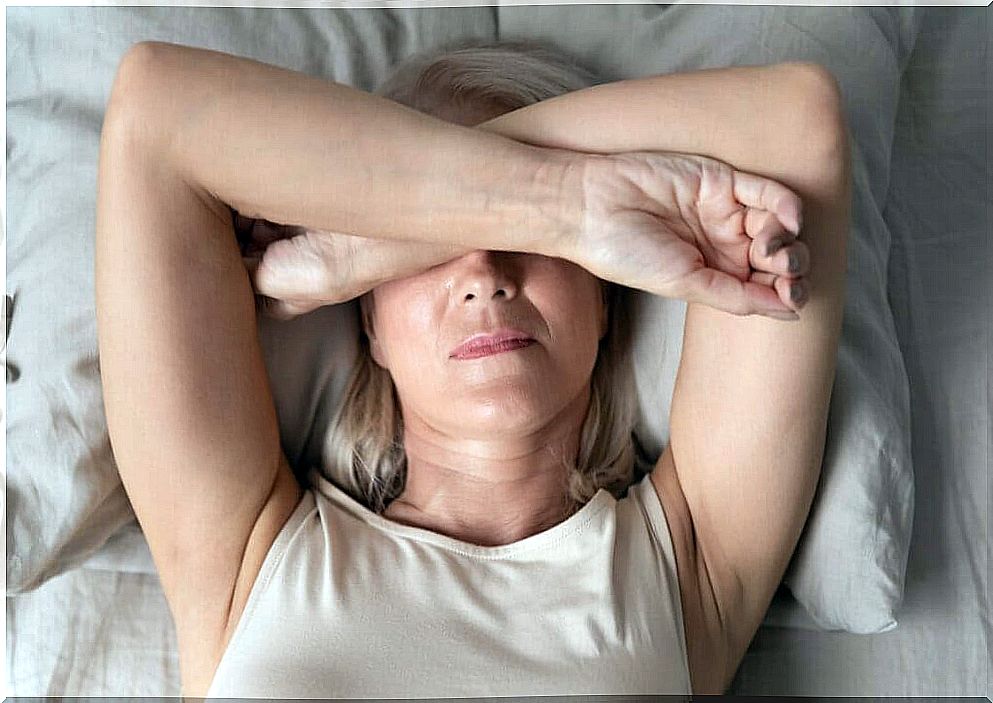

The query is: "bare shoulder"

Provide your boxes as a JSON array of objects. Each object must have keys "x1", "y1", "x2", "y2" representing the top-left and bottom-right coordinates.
[
  {"x1": 178, "y1": 460, "x2": 305, "y2": 697},
  {"x1": 648, "y1": 445, "x2": 736, "y2": 695}
]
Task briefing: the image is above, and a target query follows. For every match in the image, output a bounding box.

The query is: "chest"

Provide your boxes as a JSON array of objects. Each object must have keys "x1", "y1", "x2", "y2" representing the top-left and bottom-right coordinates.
[
  {"x1": 207, "y1": 558, "x2": 691, "y2": 697},
  {"x1": 212, "y1": 606, "x2": 689, "y2": 697}
]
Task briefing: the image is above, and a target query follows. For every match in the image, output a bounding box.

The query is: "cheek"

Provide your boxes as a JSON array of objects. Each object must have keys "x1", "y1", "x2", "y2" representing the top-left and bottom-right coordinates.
[
  {"x1": 372, "y1": 285, "x2": 444, "y2": 379},
  {"x1": 538, "y1": 274, "x2": 604, "y2": 372}
]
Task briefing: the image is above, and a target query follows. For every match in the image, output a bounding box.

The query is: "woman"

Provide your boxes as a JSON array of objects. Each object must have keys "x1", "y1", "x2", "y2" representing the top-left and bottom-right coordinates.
[{"x1": 95, "y1": 38, "x2": 849, "y2": 697}]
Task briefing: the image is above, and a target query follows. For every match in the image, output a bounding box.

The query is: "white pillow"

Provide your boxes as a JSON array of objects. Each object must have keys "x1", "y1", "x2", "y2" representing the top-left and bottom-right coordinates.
[
  {"x1": 5, "y1": 5, "x2": 497, "y2": 592},
  {"x1": 7, "y1": 6, "x2": 919, "y2": 636},
  {"x1": 490, "y1": 4, "x2": 922, "y2": 633}
]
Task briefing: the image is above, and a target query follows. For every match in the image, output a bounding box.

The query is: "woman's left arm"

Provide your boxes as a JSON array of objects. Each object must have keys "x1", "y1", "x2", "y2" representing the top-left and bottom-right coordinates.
[{"x1": 477, "y1": 63, "x2": 851, "y2": 693}]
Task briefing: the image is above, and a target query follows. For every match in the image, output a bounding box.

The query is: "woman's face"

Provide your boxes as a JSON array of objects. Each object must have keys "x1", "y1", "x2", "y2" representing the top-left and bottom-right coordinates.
[{"x1": 363, "y1": 250, "x2": 608, "y2": 440}]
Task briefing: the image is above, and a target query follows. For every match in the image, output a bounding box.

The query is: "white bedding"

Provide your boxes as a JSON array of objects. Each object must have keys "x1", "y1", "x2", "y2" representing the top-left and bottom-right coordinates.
[
  {"x1": 6, "y1": 5, "x2": 989, "y2": 697},
  {"x1": 731, "y1": 8, "x2": 990, "y2": 694}
]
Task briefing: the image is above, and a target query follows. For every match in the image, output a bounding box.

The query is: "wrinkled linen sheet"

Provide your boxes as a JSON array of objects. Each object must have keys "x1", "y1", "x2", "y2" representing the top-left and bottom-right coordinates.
[{"x1": 6, "y1": 5, "x2": 988, "y2": 697}]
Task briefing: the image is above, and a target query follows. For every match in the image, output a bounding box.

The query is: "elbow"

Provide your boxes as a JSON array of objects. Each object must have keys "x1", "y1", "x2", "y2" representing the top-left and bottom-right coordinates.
[
  {"x1": 115, "y1": 40, "x2": 186, "y2": 84},
  {"x1": 102, "y1": 42, "x2": 176, "y2": 150},
  {"x1": 779, "y1": 61, "x2": 844, "y2": 115},
  {"x1": 107, "y1": 41, "x2": 162, "y2": 112},
  {"x1": 777, "y1": 62, "x2": 852, "y2": 206},
  {"x1": 118, "y1": 39, "x2": 167, "y2": 72},
  {"x1": 786, "y1": 62, "x2": 850, "y2": 168},
  {"x1": 102, "y1": 43, "x2": 154, "y2": 144}
]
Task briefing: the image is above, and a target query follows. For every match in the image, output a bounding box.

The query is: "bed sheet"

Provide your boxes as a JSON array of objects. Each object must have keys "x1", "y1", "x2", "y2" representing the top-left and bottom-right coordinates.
[
  {"x1": 6, "y1": 6, "x2": 989, "y2": 698},
  {"x1": 730, "y1": 7, "x2": 990, "y2": 695}
]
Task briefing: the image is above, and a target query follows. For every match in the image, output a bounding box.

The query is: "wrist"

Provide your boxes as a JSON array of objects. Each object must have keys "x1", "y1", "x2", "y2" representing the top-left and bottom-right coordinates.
[
  {"x1": 351, "y1": 236, "x2": 466, "y2": 291},
  {"x1": 519, "y1": 148, "x2": 587, "y2": 261}
]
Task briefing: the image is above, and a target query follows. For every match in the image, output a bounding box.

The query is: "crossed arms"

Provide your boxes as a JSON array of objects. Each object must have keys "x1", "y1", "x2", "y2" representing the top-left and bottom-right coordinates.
[{"x1": 96, "y1": 41, "x2": 848, "y2": 694}]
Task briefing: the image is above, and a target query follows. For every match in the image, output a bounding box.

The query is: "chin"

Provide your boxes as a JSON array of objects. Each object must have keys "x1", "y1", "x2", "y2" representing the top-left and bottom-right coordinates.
[{"x1": 452, "y1": 392, "x2": 556, "y2": 438}]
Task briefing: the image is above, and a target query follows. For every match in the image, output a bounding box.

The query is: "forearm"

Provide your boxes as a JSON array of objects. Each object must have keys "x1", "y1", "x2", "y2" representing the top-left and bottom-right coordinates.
[
  {"x1": 233, "y1": 56, "x2": 842, "y2": 309},
  {"x1": 300, "y1": 233, "x2": 466, "y2": 305},
  {"x1": 478, "y1": 61, "x2": 842, "y2": 194},
  {"x1": 107, "y1": 41, "x2": 579, "y2": 257},
  {"x1": 341, "y1": 62, "x2": 841, "y2": 289}
]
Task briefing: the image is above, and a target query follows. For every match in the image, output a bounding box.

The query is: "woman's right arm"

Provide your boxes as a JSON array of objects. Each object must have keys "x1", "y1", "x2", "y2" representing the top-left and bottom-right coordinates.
[
  {"x1": 120, "y1": 41, "x2": 579, "y2": 255},
  {"x1": 246, "y1": 224, "x2": 467, "y2": 318},
  {"x1": 95, "y1": 42, "x2": 588, "y2": 692}
]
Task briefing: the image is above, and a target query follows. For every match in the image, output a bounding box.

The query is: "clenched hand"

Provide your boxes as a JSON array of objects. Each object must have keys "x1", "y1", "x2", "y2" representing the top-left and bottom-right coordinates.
[{"x1": 569, "y1": 151, "x2": 808, "y2": 319}]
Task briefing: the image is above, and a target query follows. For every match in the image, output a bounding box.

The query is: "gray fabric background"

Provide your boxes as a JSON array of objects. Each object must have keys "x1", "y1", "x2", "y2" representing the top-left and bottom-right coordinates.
[{"x1": 5, "y1": 5, "x2": 987, "y2": 696}]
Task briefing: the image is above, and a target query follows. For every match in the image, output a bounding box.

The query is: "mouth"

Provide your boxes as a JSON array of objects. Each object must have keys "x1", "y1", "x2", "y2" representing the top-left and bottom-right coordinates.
[{"x1": 450, "y1": 331, "x2": 536, "y2": 361}]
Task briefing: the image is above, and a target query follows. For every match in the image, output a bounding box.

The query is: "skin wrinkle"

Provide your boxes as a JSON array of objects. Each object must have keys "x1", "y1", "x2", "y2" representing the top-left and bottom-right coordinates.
[
  {"x1": 367, "y1": 247, "x2": 606, "y2": 547},
  {"x1": 324, "y1": 100, "x2": 614, "y2": 547}
]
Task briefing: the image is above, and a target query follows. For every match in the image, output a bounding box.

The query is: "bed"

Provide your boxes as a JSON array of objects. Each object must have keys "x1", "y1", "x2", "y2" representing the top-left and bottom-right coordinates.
[{"x1": 5, "y1": 5, "x2": 989, "y2": 697}]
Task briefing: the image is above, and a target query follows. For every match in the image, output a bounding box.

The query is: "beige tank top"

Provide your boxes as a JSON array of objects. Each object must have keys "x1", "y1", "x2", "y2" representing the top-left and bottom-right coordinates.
[{"x1": 205, "y1": 468, "x2": 692, "y2": 698}]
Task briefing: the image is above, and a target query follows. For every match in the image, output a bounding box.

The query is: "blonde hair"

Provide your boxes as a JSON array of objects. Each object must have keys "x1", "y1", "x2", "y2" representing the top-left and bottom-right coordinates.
[{"x1": 320, "y1": 40, "x2": 640, "y2": 514}]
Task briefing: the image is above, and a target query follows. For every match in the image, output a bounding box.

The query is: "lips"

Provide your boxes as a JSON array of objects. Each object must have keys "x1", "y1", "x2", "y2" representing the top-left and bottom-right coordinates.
[{"x1": 450, "y1": 330, "x2": 536, "y2": 360}]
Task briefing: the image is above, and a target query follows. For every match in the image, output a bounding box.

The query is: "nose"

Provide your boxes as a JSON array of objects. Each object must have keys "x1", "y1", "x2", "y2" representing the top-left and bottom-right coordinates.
[{"x1": 453, "y1": 250, "x2": 519, "y2": 305}]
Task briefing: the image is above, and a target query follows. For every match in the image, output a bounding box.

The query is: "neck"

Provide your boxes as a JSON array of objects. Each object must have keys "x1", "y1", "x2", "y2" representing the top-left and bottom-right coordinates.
[{"x1": 381, "y1": 388, "x2": 591, "y2": 546}]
